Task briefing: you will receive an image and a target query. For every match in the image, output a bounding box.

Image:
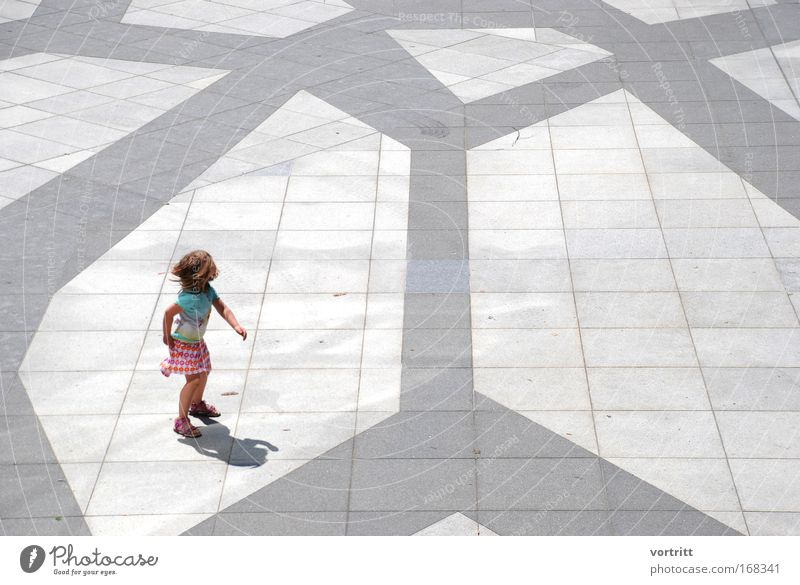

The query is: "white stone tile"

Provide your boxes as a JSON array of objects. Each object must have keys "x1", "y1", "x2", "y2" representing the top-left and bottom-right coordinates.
[
  {"x1": 290, "y1": 150, "x2": 379, "y2": 175},
  {"x1": 561, "y1": 200, "x2": 659, "y2": 229},
  {"x1": 730, "y1": 459, "x2": 800, "y2": 512},
  {"x1": 266, "y1": 260, "x2": 369, "y2": 293},
  {"x1": 467, "y1": 175, "x2": 558, "y2": 201},
  {"x1": 582, "y1": 329, "x2": 698, "y2": 367},
  {"x1": 374, "y1": 202, "x2": 409, "y2": 230},
  {"x1": 703, "y1": 367, "x2": 800, "y2": 411},
  {"x1": 570, "y1": 259, "x2": 676, "y2": 292},
  {"x1": 192, "y1": 175, "x2": 288, "y2": 202},
  {"x1": 588, "y1": 368, "x2": 710, "y2": 410},
  {"x1": 368, "y1": 260, "x2": 406, "y2": 293},
  {"x1": 286, "y1": 175, "x2": 376, "y2": 202},
  {"x1": 20, "y1": 371, "x2": 131, "y2": 416},
  {"x1": 123, "y1": 370, "x2": 246, "y2": 415},
  {"x1": 671, "y1": 258, "x2": 784, "y2": 291},
  {"x1": 554, "y1": 148, "x2": 644, "y2": 174},
  {"x1": 557, "y1": 173, "x2": 652, "y2": 200},
  {"x1": 358, "y1": 368, "x2": 401, "y2": 412},
  {"x1": 86, "y1": 514, "x2": 213, "y2": 536},
  {"x1": 39, "y1": 293, "x2": 157, "y2": 331},
  {"x1": 258, "y1": 293, "x2": 366, "y2": 329},
  {"x1": 718, "y1": 412, "x2": 800, "y2": 458},
  {"x1": 763, "y1": 227, "x2": 800, "y2": 257},
  {"x1": 365, "y1": 293, "x2": 404, "y2": 329},
  {"x1": 469, "y1": 201, "x2": 562, "y2": 229},
  {"x1": 59, "y1": 260, "x2": 168, "y2": 294},
  {"x1": 105, "y1": 412, "x2": 238, "y2": 462},
  {"x1": 576, "y1": 292, "x2": 687, "y2": 327},
  {"x1": 470, "y1": 229, "x2": 567, "y2": 259},
  {"x1": 23, "y1": 331, "x2": 145, "y2": 371},
  {"x1": 250, "y1": 329, "x2": 363, "y2": 368},
  {"x1": 466, "y1": 150, "x2": 554, "y2": 175},
  {"x1": 655, "y1": 199, "x2": 758, "y2": 228},
  {"x1": 361, "y1": 329, "x2": 402, "y2": 368},
  {"x1": 474, "y1": 367, "x2": 590, "y2": 410},
  {"x1": 749, "y1": 198, "x2": 800, "y2": 228},
  {"x1": 549, "y1": 125, "x2": 638, "y2": 149},
  {"x1": 175, "y1": 231, "x2": 277, "y2": 261},
  {"x1": 371, "y1": 230, "x2": 407, "y2": 260},
  {"x1": 648, "y1": 172, "x2": 747, "y2": 199},
  {"x1": 682, "y1": 291, "x2": 798, "y2": 327},
  {"x1": 183, "y1": 202, "x2": 283, "y2": 231},
  {"x1": 693, "y1": 328, "x2": 800, "y2": 367},
  {"x1": 472, "y1": 329, "x2": 584, "y2": 367},
  {"x1": 38, "y1": 415, "x2": 118, "y2": 463},
  {"x1": 595, "y1": 411, "x2": 725, "y2": 457},
  {"x1": 565, "y1": 229, "x2": 667, "y2": 259},
  {"x1": 470, "y1": 259, "x2": 572, "y2": 292},
  {"x1": 280, "y1": 202, "x2": 375, "y2": 230},
  {"x1": 471, "y1": 292, "x2": 577, "y2": 328},
  {"x1": 662, "y1": 228, "x2": 770, "y2": 258},
  {"x1": 86, "y1": 461, "x2": 226, "y2": 515},
  {"x1": 745, "y1": 512, "x2": 800, "y2": 536},
  {"x1": 273, "y1": 230, "x2": 373, "y2": 260}
]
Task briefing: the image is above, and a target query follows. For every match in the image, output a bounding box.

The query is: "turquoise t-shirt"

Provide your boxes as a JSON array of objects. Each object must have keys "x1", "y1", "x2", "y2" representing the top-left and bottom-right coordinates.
[{"x1": 172, "y1": 285, "x2": 219, "y2": 343}]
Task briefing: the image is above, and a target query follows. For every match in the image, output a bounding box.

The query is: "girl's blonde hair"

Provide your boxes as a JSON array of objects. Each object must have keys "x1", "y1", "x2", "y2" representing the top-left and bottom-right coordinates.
[{"x1": 171, "y1": 250, "x2": 218, "y2": 293}]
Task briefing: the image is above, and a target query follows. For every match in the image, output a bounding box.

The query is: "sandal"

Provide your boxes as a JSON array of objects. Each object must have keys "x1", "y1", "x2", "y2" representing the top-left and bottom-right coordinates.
[
  {"x1": 189, "y1": 400, "x2": 221, "y2": 418},
  {"x1": 174, "y1": 417, "x2": 202, "y2": 438}
]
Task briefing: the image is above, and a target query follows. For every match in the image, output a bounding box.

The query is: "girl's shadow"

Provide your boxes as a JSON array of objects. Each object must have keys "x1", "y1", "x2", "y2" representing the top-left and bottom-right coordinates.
[{"x1": 178, "y1": 418, "x2": 278, "y2": 467}]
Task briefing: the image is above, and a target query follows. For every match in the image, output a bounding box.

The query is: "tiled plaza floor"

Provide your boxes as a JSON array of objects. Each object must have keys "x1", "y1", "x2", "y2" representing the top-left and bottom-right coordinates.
[{"x1": 2, "y1": 0, "x2": 800, "y2": 536}]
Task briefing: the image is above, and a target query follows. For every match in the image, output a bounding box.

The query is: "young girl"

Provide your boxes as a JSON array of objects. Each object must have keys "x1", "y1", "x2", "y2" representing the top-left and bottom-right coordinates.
[{"x1": 160, "y1": 250, "x2": 247, "y2": 438}]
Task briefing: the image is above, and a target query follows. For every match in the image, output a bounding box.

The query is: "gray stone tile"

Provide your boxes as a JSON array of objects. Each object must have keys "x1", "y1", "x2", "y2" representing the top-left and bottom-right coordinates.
[
  {"x1": 347, "y1": 510, "x2": 456, "y2": 535},
  {"x1": 477, "y1": 459, "x2": 608, "y2": 511},
  {"x1": 407, "y1": 229, "x2": 468, "y2": 260},
  {"x1": 477, "y1": 510, "x2": 614, "y2": 536},
  {"x1": 1, "y1": 515, "x2": 90, "y2": 536},
  {"x1": 0, "y1": 415, "x2": 56, "y2": 465},
  {"x1": 610, "y1": 511, "x2": 739, "y2": 536},
  {"x1": 0, "y1": 463, "x2": 83, "y2": 518},
  {"x1": 406, "y1": 259, "x2": 470, "y2": 293},
  {"x1": 474, "y1": 412, "x2": 593, "y2": 459},
  {"x1": 354, "y1": 411, "x2": 474, "y2": 459},
  {"x1": 349, "y1": 458, "x2": 475, "y2": 511},
  {"x1": 400, "y1": 367, "x2": 474, "y2": 411},
  {"x1": 404, "y1": 293, "x2": 470, "y2": 330},
  {"x1": 213, "y1": 511, "x2": 347, "y2": 535},
  {"x1": 402, "y1": 327, "x2": 472, "y2": 368},
  {"x1": 408, "y1": 201, "x2": 467, "y2": 230},
  {"x1": 410, "y1": 174, "x2": 467, "y2": 202},
  {"x1": 222, "y1": 460, "x2": 351, "y2": 513}
]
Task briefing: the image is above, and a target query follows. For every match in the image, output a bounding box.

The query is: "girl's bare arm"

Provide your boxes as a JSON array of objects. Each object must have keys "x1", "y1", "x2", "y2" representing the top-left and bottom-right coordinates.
[
  {"x1": 213, "y1": 298, "x2": 247, "y2": 340},
  {"x1": 163, "y1": 303, "x2": 182, "y2": 347}
]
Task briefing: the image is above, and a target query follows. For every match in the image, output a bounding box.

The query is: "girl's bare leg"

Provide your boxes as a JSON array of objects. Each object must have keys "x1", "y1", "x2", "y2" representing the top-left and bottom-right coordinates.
[
  {"x1": 179, "y1": 374, "x2": 203, "y2": 419},
  {"x1": 190, "y1": 372, "x2": 209, "y2": 407}
]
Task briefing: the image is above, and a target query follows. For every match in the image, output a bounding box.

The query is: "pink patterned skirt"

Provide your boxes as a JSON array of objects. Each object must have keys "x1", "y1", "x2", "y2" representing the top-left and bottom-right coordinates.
[{"x1": 160, "y1": 339, "x2": 212, "y2": 377}]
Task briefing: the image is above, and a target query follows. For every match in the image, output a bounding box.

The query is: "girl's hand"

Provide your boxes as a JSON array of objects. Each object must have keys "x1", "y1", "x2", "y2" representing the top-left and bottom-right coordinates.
[
  {"x1": 234, "y1": 325, "x2": 247, "y2": 341},
  {"x1": 163, "y1": 334, "x2": 175, "y2": 349}
]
